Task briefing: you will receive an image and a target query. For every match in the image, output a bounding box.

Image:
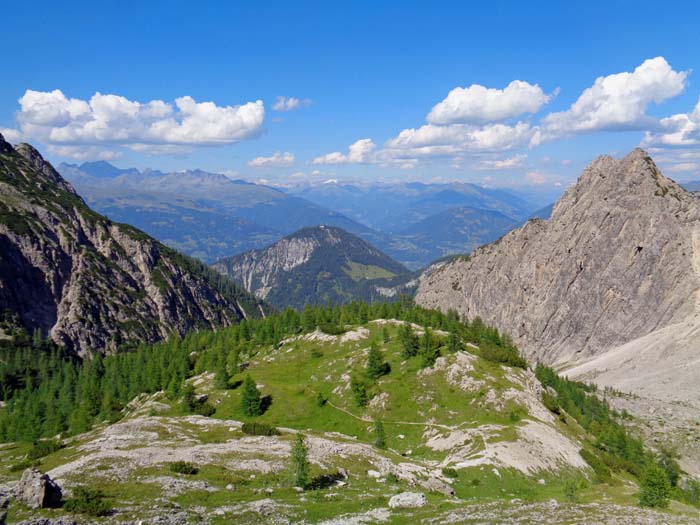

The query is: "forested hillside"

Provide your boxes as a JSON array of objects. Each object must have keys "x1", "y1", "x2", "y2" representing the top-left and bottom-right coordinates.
[{"x1": 1, "y1": 299, "x2": 696, "y2": 523}]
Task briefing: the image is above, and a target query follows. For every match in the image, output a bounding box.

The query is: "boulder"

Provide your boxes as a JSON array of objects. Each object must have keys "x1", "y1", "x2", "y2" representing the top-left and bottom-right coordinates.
[
  {"x1": 422, "y1": 477, "x2": 455, "y2": 496},
  {"x1": 15, "y1": 468, "x2": 62, "y2": 509},
  {"x1": 388, "y1": 491, "x2": 427, "y2": 509}
]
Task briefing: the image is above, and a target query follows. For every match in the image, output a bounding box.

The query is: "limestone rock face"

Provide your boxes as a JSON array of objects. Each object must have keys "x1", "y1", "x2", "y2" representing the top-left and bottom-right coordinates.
[
  {"x1": 416, "y1": 149, "x2": 700, "y2": 365},
  {"x1": 15, "y1": 468, "x2": 62, "y2": 509},
  {"x1": 388, "y1": 491, "x2": 427, "y2": 508},
  {"x1": 0, "y1": 135, "x2": 264, "y2": 355}
]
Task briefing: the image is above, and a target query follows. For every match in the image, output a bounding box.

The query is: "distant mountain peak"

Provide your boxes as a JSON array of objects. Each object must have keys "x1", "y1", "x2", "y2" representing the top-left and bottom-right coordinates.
[
  {"x1": 213, "y1": 225, "x2": 412, "y2": 309},
  {"x1": 78, "y1": 160, "x2": 138, "y2": 179}
]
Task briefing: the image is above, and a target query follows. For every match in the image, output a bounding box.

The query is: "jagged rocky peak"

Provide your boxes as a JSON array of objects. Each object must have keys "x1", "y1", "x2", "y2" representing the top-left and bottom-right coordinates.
[
  {"x1": 415, "y1": 149, "x2": 700, "y2": 366},
  {"x1": 0, "y1": 132, "x2": 13, "y2": 154},
  {"x1": 13, "y1": 141, "x2": 80, "y2": 194},
  {"x1": 550, "y1": 148, "x2": 686, "y2": 220}
]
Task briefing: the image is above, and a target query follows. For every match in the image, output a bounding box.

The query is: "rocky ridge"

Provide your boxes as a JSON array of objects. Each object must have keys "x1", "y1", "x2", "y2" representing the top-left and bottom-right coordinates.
[
  {"x1": 416, "y1": 149, "x2": 700, "y2": 367},
  {"x1": 0, "y1": 134, "x2": 263, "y2": 355}
]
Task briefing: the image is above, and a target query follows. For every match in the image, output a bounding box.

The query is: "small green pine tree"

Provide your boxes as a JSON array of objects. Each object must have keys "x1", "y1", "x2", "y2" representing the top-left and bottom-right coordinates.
[
  {"x1": 419, "y1": 328, "x2": 439, "y2": 368},
  {"x1": 658, "y1": 448, "x2": 681, "y2": 487},
  {"x1": 214, "y1": 364, "x2": 230, "y2": 390},
  {"x1": 382, "y1": 326, "x2": 390, "y2": 343},
  {"x1": 290, "y1": 433, "x2": 310, "y2": 488},
  {"x1": 447, "y1": 332, "x2": 463, "y2": 353},
  {"x1": 241, "y1": 375, "x2": 263, "y2": 417},
  {"x1": 366, "y1": 341, "x2": 387, "y2": 380},
  {"x1": 374, "y1": 420, "x2": 386, "y2": 449},
  {"x1": 638, "y1": 464, "x2": 671, "y2": 508},
  {"x1": 399, "y1": 324, "x2": 419, "y2": 359},
  {"x1": 350, "y1": 376, "x2": 368, "y2": 408}
]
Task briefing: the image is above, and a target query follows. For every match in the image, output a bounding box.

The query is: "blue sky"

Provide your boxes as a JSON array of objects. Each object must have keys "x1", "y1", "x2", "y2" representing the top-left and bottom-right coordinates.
[{"x1": 1, "y1": 1, "x2": 699, "y2": 191}]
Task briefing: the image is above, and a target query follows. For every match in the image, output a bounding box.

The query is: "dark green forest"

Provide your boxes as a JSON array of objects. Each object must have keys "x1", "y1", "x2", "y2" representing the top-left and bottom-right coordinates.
[{"x1": 0, "y1": 299, "x2": 519, "y2": 441}]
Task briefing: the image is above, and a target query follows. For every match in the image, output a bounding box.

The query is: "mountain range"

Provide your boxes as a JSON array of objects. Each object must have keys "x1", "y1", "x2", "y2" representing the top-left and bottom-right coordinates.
[
  {"x1": 0, "y1": 134, "x2": 264, "y2": 356},
  {"x1": 60, "y1": 162, "x2": 543, "y2": 268},
  {"x1": 2, "y1": 139, "x2": 699, "y2": 522}
]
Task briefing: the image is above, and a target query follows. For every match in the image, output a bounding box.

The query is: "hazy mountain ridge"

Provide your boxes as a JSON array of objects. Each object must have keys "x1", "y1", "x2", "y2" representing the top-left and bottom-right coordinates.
[
  {"x1": 212, "y1": 225, "x2": 415, "y2": 309},
  {"x1": 289, "y1": 181, "x2": 539, "y2": 232},
  {"x1": 62, "y1": 161, "x2": 547, "y2": 269},
  {"x1": 60, "y1": 162, "x2": 397, "y2": 265},
  {"x1": 0, "y1": 135, "x2": 264, "y2": 356}
]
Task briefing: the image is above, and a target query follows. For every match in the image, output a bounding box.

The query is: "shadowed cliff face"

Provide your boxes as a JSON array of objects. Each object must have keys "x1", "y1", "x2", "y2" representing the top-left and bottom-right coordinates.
[
  {"x1": 416, "y1": 149, "x2": 700, "y2": 365},
  {"x1": 0, "y1": 134, "x2": 264, "y2": 356}
]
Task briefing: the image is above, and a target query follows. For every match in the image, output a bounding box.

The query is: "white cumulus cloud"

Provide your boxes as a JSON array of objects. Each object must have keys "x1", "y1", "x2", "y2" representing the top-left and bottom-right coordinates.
[
  {"x1": 428, "y1": 80, "x2": 552, "y2": 125},
  {"x1": 248, "y1": 151, "x2": 295, "y2": 168},
  {"x1": 272, "y1": 96, "x2": 312, "y2": 112},
  {"x1": 386, "y1": 122, "x2": 533, "y2": 153},
  {"x1": 312, "y1": 138, "x2": 376, "y2": 164},
  {"x1": 536, "y1": 57, "x2": 688, "y2": 143},
  {"x1": 4, "y1": 89, "x2": 265, "y2": 149},
  {"x1": 642, "y1": 98, "x2": 700, "y2": 147},
  {"x1": 474, "y1": 154, "x2": 527, "y2": 171}
]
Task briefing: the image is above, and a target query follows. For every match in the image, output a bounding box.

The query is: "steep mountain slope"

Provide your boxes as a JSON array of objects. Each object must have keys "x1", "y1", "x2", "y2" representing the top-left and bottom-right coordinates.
[
  {"x1": 415, "y1": 149, "x2": 700, "y2": 372},
  {"x1": 397, "y1": 206, "x2": 518, "y2": 262},
  {"x1": 60, "y1": 162, "x2": 398, "y2": 264},
  {"x1": 0, "y1": 134, "x2": 264, "y2": 356},
  {"x1": 212, "y1": 226, "x2": 414, "y2": 309}
]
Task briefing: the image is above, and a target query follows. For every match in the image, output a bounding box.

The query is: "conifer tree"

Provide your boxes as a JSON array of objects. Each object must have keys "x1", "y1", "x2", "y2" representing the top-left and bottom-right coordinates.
[
  {"x1": 350, "y1": 376, "x2": 368, "y2": 408},
  {"x1": 290, "y1": 433, "x2": 310, "y2": 488},
  {"x1": 419, "y1": 328, "x2": 439, "y2": 368},
  {"x1": 241, "y1": 375, "x2": 263, "y2": 417},
  {"x1": 366, "y1": 341, "x2": 388, "y2": 380},
  {"x1": 214, "y1": 364, "x2": 230, "y2": 390},
  {"x1": 399, "y1": 324, "x2": 419, "y2": 359},
  {"x1": 638, "y1": 464, "x2": 671, "y2": 508},
  {"x1": 374, "y1": 420, "x2": 386, "y2": 449},
  {"x1": 447, "y1": 331, "x2": 463, "y2": 353}
]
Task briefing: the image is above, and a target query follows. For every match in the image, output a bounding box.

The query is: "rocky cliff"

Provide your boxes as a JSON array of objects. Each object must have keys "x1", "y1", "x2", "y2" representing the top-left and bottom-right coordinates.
[
  {"x1": 212, "y1": 225, "x2": 413, "y2": 309},
  {"x1": 0, "y1": 134, "x2": 264, "y2": 356},
  {"x1": 415, "y1": 149, "x2": 700, "y2": 366}
]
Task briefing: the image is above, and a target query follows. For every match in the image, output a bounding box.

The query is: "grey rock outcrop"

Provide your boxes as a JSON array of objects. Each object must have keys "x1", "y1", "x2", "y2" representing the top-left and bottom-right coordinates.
[
  {"x1": 422, "y1": 477, "x2": 455, "y2": 496},
  {"x1": 0, "y1": 137, "x2": 264, "y2": 355},
  {"x1": 15, "y1": 468, "x2": 62, "y2": 509},
  {"x1": 416, "y1": 149, "x2": 700, "y2": 365},
  {"x1": 388, "y1": 491, "x2": 427, "y2": 508}
]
